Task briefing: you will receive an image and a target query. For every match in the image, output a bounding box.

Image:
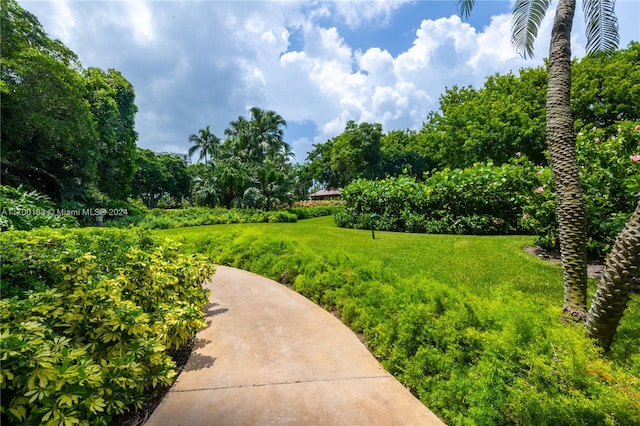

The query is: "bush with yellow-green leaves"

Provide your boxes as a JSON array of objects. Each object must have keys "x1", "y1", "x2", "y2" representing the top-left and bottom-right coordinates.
[{"x1": 0, "y1": 228, "x2": 214, "y2": 425}]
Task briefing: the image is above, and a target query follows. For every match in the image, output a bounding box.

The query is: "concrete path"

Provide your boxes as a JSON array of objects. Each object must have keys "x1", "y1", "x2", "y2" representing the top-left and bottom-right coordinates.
[{"x1": 146, "y1": 265, "x2": 445, "y2": 426}]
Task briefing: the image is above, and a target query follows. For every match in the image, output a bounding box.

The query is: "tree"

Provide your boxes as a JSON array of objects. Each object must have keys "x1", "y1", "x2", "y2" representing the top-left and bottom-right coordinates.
[
  {"x1": 585, "y1": 201, "x2": 640, "y2": 349},
  {"x1": 159, "y1": 154, "x2": 191, "y2": 203},
  {"x1": 571, "y1": 41, "x2": 640, "y2": 130},
  {"x1": 1, "y1": 0, "x2": 98, "y2": 202},
  {"x1": 307, "y1": 120, "x2": 383, "y2": 188},
  {"x1": 419, "y1": 68, "x2": 548, "y2": 169},
  {"x1": 132, "y1": 148, "x2": 189, "y2": 208},
  {"x1": 84, "y1": 67, "x2": 138, "y2": 200},
  {"x1": 188, "y1": 126, "x2": 220, "y2": 164},
  {"x1": 247, "y1": 107, "x2": 290, "y2": 163},
  {"x1": 224, "y1": 107, "x2": 290, "y2": 165},
  {"x1": 459, "y1": 0, "x2": 640, "y2": 345}
]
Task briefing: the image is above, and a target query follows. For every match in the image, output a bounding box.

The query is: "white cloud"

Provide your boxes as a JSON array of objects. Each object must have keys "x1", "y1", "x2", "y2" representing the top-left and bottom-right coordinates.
[
  {"x1": 16, "y1": 0, "x2": 638, "y2": 162},
  {"x1": 331, "y1": 0, "x2": 412, "y2": 28},
  {"x1": 126, "y1": 1, "x2": 156, "y2": 45},
  {"x1": 49, "y1": 0, "x2": 76, "y2": 43}
]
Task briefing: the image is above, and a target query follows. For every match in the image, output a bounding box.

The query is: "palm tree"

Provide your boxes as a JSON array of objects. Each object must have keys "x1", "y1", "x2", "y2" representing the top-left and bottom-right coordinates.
[
  {"x1": 585, "y1": 201, "x2": 640, "y2": 349},
  {"x1": 457, "y1": 0, "x2": 638, "y2": 336},
  {"x1": 188, "y1": 125, "x2": 220, "y2": 165},
  {"x1": 224, "y1": 116, "x2": 253, "y2": 162},
  {"x1": 248, "y1": 107, "x2": 289, "y2": 163}
]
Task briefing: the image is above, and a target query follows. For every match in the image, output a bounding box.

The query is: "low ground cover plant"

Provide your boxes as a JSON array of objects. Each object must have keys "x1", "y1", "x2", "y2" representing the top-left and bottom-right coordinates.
[
  {"x1": 106, "y1": 205, "x2": 340, "y2": 230},
  {"x1": 0, "y1": 186, "x2": 78, "y2": 231},
  {"x1": 160, "y1": 218, "x2": 640, "y2": 425},
  {"x1": 0, "y1": 228, "x2": 213, "y2": 425}
]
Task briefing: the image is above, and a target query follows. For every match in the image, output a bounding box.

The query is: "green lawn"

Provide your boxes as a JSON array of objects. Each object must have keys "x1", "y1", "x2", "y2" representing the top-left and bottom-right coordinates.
[
  {"x1": 159, "y1": 216, "x2": 565, "y2": 301},
  {"x1": 157, "y1": 217, "x2": 640, "y2": 425}
]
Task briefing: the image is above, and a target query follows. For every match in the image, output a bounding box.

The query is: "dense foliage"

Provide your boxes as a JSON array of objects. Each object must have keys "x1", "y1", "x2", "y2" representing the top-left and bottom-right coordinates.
[
  {"x1": 167, "y1": 222, "x2": 640, "y2": 426},
  {"x1": 0, "y1": 186, "x2": 78, "y2": 231},
  {"x1": 189, "y1": 107, "x2": 301, "y2": 210},
  {"x1": 306, "y1": 43, "x2": 640, "y2": 187},
  {"x1": 1, "y1": 0, "x2": 137, "y2": 205},
  {"x1": 524, "y1": 122, "x2": 640, "y2": 256},
  {"x1": 133, "y1": 148, "x2": 191, "y2": 208},
  {"x1": 336, "y1": 121, "x2": 639, "y2": 256},
  {"x1": 0, "y1": 228, "x2": 213, "y2": 425},
  {"x1": 336, "y1": 157, "x2": 537, "y2": 235}
]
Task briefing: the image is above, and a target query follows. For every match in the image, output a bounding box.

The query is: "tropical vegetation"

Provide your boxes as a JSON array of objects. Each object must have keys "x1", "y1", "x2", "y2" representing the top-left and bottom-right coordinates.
[
  {"x1": 456, "y1": 0, "x2": 639, "y2": 352},
  {"x1": 1, "y1": 228, "x2": 213, "y2": 425},
  {"x1": 2, "y1": 0, "x2": 639, "y2": 424},
  {"x1": 188, "y1": 107, "x2": 298, "y2": 210},
  {"x1": 159, "y1": 217, "x2": 640, "y2": 426}
]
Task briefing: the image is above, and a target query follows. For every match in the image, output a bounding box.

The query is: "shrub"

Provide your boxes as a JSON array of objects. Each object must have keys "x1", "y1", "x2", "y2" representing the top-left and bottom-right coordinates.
[
  {"x1": 107, "y1": 206, "x2": 301, "y2": 230},
  {"x1": 524, "y1": 121, "x2": 640, "y2": 256},
  {"x1": 287, "y1": 205, "x2": 342, "y2": 219},
  {"x1": 0, "y1": 186, "x2": 78, "y2": 231},
  {"x1": 338, "y1": 122, "x2": 639, "y2": 256},
  {"x1": 338, "y1": 158, "x2": 538, "y2": 235},
  {"x1": 0, "y1": 228, "x2": 213, "y2": 425}
]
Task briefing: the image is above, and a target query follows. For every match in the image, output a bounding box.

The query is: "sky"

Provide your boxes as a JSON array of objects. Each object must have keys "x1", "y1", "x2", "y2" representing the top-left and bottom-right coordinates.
[{"x1": 19, "y1": 0, "x2": 640, "y2": 163}]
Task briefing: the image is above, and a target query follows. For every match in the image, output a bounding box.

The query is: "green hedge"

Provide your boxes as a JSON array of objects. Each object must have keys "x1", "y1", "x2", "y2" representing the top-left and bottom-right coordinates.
[
  {"x1": 0, "y1": 228, "x2": 214, "y2": 425},
  {"x1": 337, "y1": 121, "x2": 640, "y2": 256},
  {"x1": 336, "y1": 157, "x2": 537, "y2": 235}
]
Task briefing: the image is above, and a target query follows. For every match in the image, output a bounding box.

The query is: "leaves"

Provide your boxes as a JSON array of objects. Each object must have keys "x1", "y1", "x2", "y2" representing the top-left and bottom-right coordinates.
[
  {"x1": 584, "y1": 0, "x2": 619, "y2": 55},
  {"x1": 511, "y1": 0, "x2": 552, "y2": 59},
  {"x1": 457, "y1": 0, "x2": 475, "y2": 20},
  {"x1": 1, "y1": 228, "x2": 213, "y2": 425}
]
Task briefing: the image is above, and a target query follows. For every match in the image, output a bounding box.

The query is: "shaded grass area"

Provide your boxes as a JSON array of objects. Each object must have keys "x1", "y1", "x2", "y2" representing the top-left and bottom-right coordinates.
[{"x1": 157, "y1": 217, "x2": 640, "y2": 425}]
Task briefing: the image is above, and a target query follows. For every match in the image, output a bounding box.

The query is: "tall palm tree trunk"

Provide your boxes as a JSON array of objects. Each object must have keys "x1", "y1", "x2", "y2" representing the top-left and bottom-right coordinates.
[
  {"x1": 586, "y1": 201, "x2": 640, "y2": 349},
  {"x1": 546, "y1": 0, "x2": 588, "y2": 321}
]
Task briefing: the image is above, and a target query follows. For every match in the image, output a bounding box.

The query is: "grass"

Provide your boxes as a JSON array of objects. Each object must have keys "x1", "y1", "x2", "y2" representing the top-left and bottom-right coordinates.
[
  {"x1": 156, "y1": 216, "x2": 640, "y2": 425},
  {"x1": 159, "y1": 216, "x2": 564, "y2": 301}
]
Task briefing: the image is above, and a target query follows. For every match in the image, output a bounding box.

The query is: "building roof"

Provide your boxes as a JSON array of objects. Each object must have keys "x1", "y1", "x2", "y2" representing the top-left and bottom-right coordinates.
[{"x1": 310, "y1": 188, "x2": 342, "y2": 198}]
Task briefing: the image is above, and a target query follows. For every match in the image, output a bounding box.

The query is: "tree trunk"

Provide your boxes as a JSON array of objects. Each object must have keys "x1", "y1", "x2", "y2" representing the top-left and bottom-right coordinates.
[
  {"x1": 585, "y1": 201, "x2": 640, "y2": 349},
  {"x1": 546, "y1": 0, "x2": 588, "y2": 321}
]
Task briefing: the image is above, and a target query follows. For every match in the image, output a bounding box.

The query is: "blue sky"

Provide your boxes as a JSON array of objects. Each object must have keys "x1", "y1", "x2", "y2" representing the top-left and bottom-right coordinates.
[{"x1": 19, "y1": 0, "x2": 640, "y2": 162}]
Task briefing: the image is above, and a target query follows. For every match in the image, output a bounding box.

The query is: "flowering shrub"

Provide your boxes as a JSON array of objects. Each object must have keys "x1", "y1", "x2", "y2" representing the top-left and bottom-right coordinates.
[{"x1": 524, "y1": 121, "x2": 640, "y2": 255}]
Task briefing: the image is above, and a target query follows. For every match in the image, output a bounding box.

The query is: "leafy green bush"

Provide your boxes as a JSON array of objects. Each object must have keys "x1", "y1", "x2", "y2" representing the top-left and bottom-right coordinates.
[
  {"x1": 0, "y1": 228, "x2": 213, "y2": 425},
  {"x1": 0, "y1": 186, "x2": 78, "y2": 231},
  {"x1": 338, "y1": 122, "x2": 639, "y2": 256},
  {"x1": 177, "y1": 226, "x2": 639, "y2": 425},
  {"x1": 524, "y1": 121, "x2": 640, "y2": 256},
  {"x1": 107, "y1": 206, "x2": 299, "y2": 230},
  {"x1": 287, "y1": 205, "x2": 341, "y2": 219},
  {"x1": 337, "y1": 157, "x2": 538, "y2": 235}
]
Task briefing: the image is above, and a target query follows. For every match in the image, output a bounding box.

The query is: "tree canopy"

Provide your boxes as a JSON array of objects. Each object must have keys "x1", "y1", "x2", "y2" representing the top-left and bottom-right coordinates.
[{"x1": 1, "y1": 0, "x2": 138, "y2": 204}]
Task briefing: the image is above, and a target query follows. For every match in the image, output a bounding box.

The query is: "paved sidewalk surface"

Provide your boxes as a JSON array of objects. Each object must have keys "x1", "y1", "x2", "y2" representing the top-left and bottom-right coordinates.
[{"x1": 146, "y1": 265, "x2": 445, "y2": 426}]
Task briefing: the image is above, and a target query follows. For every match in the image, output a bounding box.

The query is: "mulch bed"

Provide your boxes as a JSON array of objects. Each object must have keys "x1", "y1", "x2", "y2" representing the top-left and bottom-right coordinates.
[{"x1": 524, "y1": 245, "x2": 604, "y2": 280}]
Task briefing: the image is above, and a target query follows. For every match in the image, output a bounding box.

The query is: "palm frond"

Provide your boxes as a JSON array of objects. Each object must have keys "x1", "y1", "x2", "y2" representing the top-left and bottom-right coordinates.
[
  {"x1": 511, "y1": 0, "x2": 552, "y2": 59},
  {"x1": 584, "y1": 0, "x2": 619, "y2": 55},
  {"x1": 457, "y1": 0, "x2": 475, "y2": 20}
]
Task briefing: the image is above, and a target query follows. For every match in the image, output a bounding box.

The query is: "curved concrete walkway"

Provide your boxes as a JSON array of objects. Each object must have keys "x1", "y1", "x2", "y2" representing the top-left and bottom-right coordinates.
[{"x1": 146, "y1": 265, "x2": 445, "y2": 426}]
